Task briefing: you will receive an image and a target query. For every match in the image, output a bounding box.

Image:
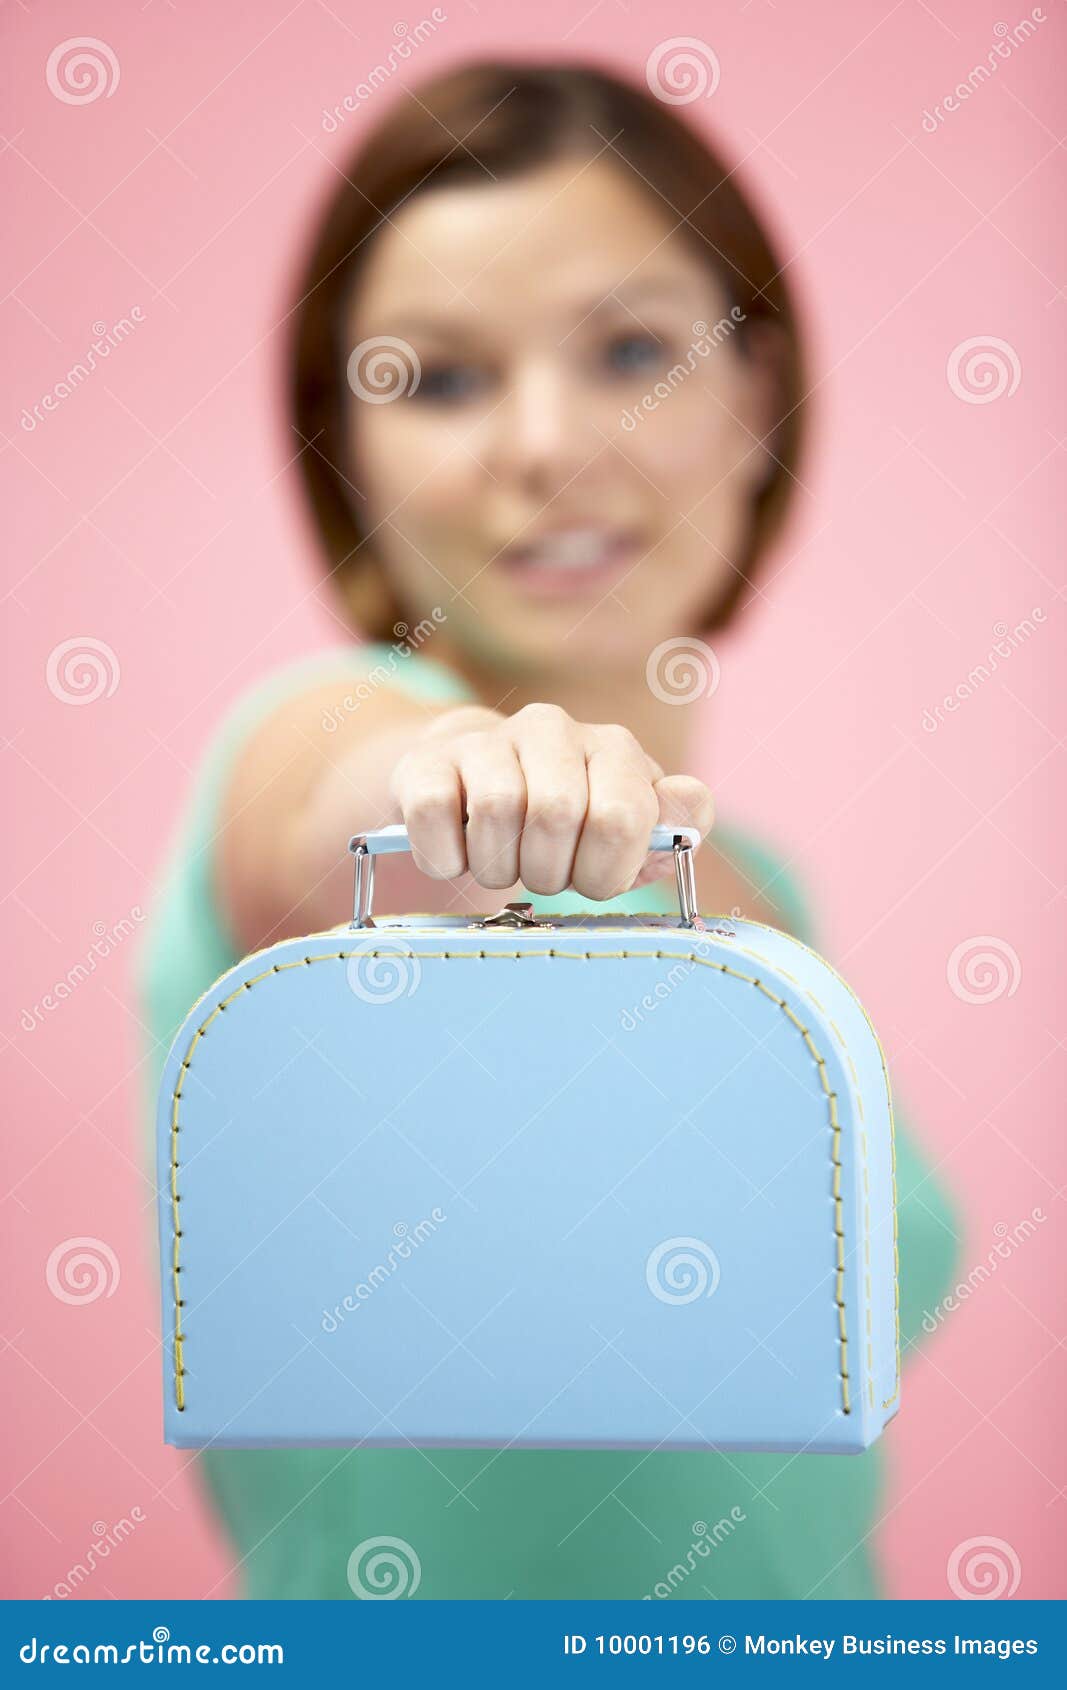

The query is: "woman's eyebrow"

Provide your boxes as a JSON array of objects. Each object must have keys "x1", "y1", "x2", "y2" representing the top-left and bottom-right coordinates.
[
  {"x1": 587, "y1": 278, "x2": 701, "y2": 313},
  {"x1": 370, "y1": 312, "x2": 482, "y2": 341}
]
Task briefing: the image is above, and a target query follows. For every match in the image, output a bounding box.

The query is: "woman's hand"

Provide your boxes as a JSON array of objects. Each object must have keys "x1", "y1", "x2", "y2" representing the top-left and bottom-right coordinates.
[{"x1": 389, "y1": 701, "x2": 714, "y2": 900}]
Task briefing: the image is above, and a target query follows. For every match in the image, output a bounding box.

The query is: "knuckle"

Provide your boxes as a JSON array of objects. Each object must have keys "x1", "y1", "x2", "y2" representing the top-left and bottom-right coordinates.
[
  {"x1": 522, "y1": 868, "x2": 569, "y2": 897},
  {"x1": 516, "y1": 700, "x2": 569, "y2": 730},
  {"x1": 470, "y1": 865, "x2": 517, "y2": 892},
  {"x1": 472, "y1": 862, "x2": 518, "y2": 890},
  {"x1": 452, "y1": 728, "x2": 496, "y2": 757},
  {"x1": 467, "y1": 788, "x2": 523, "y2": 830},
  {"x1": 670, "y1": 775, "x2": 715, "y2": 826},
  {"x1": 595, "y1": 722, "x2": 641, "y2": 754},
  {"x1": 586, "y1": 792, "x2": 656, "y2": 847},
  {"x1": 404, "y1": 787, "x2": 454, "y2": 830},
  {"x1": 527, "y1": 791, "x2": 586, "y2": 839}
]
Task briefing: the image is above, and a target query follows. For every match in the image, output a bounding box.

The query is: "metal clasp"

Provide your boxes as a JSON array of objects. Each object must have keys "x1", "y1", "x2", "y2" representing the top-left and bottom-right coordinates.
[{"x1": 475, "y1": 901, "x2": 554, "y2": 930}]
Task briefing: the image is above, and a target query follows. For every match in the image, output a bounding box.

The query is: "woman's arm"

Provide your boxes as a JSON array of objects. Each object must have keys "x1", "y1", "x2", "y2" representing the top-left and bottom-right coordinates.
[{"x1": 215, "y1": 673, "x2": 714, "y2": 956}]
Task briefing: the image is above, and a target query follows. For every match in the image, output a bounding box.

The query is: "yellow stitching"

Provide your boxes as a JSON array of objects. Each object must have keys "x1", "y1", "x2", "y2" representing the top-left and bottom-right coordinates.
[{"x1": 168, "y1": 947, "x2": 870, "y2": 1419}]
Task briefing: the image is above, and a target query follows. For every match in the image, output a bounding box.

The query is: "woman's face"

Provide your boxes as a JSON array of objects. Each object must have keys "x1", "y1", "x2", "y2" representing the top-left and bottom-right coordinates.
[{"x1": 345, "y1": 153, "x2": 774, "y2": 676}]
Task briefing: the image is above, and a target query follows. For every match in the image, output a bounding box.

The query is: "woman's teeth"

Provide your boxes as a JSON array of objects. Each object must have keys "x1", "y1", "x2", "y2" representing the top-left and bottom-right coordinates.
[{"x1": 511, "y1": 529, "x2": 622, "y2": 570}]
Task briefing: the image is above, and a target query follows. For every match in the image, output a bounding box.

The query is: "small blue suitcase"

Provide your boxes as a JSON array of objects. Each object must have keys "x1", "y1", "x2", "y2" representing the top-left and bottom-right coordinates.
[{"x1": 156, "y1": 825, "x2": 900, "y2": 1453}]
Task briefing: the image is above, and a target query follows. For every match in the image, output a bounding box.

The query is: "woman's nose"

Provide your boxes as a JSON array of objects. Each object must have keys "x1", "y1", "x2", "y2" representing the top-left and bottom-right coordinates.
[{"x1": 485, "y1": 359, "x2": 591, "y2": 493}]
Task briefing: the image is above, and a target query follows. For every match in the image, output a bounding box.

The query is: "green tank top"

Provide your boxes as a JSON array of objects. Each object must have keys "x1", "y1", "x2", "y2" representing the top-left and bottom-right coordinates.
[{"x1": 135, "y1": 643, "x2": 960, "y2": 1600}]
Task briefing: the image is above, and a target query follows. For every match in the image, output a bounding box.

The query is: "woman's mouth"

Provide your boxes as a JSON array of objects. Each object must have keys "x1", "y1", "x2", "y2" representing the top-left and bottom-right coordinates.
[{"x1": 497, "y1": 527, "x2": 641, "y2": 599}]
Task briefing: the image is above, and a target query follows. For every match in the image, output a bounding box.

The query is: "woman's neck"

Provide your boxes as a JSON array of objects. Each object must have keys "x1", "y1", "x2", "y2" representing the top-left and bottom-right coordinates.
[{"x1": 430, "y1": 639, "x2": 707, "y2": 778}]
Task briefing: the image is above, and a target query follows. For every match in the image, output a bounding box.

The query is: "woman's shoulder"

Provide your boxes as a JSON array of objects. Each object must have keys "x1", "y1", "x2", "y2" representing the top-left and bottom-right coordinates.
[
  {"x1": 135, "y1": 641, "x2": 473, "y2": 1046},
  {"x1": 221, "y1": 637, "x2": 475, "y2": 739},
  {"x1": 706, "y1": 818, "x2": 815, "y2": 943}
]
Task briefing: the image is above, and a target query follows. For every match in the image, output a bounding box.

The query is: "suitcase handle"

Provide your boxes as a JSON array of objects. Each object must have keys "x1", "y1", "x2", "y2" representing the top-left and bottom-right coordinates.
[{"x1": 347, "y1": 823, "x2": 704, "y2": 930}]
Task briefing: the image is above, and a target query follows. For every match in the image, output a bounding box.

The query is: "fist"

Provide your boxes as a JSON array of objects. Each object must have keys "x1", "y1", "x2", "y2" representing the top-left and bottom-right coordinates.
[{"x1": 389, "y1": 701, "x2": 713, "y2": 900}]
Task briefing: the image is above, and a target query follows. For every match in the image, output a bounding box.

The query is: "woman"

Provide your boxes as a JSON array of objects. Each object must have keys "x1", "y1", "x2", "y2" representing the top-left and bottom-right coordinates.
[{"x1": 139, "y1": 60, "x2": 959, "y2": 1599}]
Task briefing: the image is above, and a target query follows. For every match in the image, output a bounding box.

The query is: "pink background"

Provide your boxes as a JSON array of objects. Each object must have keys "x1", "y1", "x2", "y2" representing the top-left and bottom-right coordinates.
[{"x1": 3, "y1": 0, "x2": 1064, "y2": 1600}]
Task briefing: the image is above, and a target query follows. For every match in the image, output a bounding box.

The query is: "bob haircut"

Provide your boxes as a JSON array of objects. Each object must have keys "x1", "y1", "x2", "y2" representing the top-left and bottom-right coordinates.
[{"x1": 289, "y1": 58, "x2": 808, "y2": 640}]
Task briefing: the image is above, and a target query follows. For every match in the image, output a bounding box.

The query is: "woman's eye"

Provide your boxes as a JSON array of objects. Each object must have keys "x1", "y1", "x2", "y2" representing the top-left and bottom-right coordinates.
[
  {"x1": 412, "y1": 363, "x2": 487, "y2": 403},
  {"x1": 603, "y1": 331, "x2": 666, "y2": 376}
]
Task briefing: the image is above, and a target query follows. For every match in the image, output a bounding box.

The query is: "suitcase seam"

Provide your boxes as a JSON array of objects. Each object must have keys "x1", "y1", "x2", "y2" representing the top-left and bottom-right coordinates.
[{"x1": 168, "y1": 948, "x2": 864, "y2": 1423}]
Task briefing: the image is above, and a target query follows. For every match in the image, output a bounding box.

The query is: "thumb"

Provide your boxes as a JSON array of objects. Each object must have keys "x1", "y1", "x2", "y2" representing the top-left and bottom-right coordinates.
[{"x1": 633, "y1": 774, "x2": 715, "y2": 885}]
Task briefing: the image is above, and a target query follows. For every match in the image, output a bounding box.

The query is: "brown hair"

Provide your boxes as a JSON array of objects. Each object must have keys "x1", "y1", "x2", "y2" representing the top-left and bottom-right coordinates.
[{"x1": 289, "y1": 59, "x2": 807, "y2": 639}]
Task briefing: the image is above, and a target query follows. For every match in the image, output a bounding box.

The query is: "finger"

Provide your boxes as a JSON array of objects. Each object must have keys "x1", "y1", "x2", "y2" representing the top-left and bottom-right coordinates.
[
  {"x1": 510, "y1": 704, "x2": 588, "y2": 895},
  {"x1": 390, "y1": 750, "x2": 466, "y2": 879},
  {"x1": 457, "y1": 735, "x2": 527, "y2": 889},
  {"x1": 633, "y1": 774, "x2": 715, "y2": 886},
  {"x1": 586, "y1": 723, "x2": 664, "y2": 784},
  {"x1": 572, "y1": 744, "x2": 659, "y2": 900}
]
